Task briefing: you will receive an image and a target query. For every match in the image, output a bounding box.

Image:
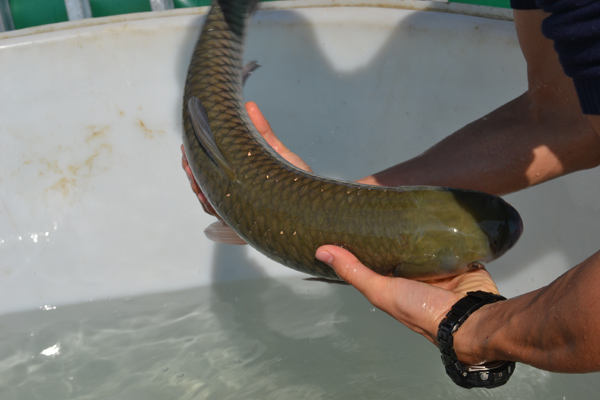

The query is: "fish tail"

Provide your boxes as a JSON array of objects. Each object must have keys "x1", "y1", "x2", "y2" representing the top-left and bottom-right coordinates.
[
  {"x1": 185, "y1": 0, "x2": 254, "y2": 101},
  {"x1": 215, "y1": 0, "x2": 258, "y2": 36}
]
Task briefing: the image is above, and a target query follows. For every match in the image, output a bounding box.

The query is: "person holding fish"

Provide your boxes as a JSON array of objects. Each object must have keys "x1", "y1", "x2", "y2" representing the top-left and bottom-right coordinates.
[{"x1": 182, "y1": 0, "x2": 600, "y2": 389}]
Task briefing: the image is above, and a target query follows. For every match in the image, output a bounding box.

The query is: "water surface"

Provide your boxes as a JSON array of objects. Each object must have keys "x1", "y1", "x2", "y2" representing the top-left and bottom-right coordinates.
[{"x1": 0, "y1": 277, "x2": 597, "y2": 399}]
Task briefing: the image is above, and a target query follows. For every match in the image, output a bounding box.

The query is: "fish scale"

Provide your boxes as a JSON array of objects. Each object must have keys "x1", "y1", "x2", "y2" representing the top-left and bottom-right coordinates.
[{"x1": 181, "y1": 0, "x2": 523, "y2": 281}]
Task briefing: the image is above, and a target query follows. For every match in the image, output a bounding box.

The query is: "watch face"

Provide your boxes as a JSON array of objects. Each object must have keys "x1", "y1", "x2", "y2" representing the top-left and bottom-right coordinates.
[{"x1": 464, "y1": 360, "x2": 506, "y2": 372}]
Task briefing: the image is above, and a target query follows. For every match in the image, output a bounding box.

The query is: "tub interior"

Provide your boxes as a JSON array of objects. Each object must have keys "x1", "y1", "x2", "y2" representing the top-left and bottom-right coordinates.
[{"x1": 1, "y1": 2, "x2": 599, "y2": 397}]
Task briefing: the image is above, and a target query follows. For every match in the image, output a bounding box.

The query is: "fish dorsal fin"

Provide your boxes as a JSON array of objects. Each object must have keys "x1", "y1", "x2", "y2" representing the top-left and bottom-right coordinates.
[
  {"x1": 205, "y1": 221, "x2": 248, "y2": 245},
  {"x1": 188, "y1": 96, "x2": 235, "y2": 181},
  {"x1": 242, "y1": 61, "x2": 260, "y2": 85}
]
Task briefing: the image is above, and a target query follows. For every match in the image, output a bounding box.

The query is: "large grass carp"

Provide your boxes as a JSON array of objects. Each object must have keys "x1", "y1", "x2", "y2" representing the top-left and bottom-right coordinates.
[{"x1": 181, "y1": 0, "x2": 523, "y2": 281}]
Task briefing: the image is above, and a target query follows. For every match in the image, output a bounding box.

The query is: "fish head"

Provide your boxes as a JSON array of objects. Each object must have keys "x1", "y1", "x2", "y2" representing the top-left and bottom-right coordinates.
[
  {"x1": 452, "y1": 190, "x2": 523, "y2": 263},
  {"x1": 389, "y1": 189, "x2": 522, "y2": 280},
  {"x1": 481, "y1": 202, "x2": 522, "y2": 261}
]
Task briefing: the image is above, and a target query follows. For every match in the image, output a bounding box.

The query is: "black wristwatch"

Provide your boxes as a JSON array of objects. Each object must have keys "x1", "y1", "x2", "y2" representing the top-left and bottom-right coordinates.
[{"x1": 437, "y1": 291, "x2": 516, "y2": 389}]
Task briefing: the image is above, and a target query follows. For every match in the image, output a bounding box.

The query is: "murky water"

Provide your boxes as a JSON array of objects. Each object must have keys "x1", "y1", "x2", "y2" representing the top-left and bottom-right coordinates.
[{"x1": 0, "y1": 277, "x2": 597, "y2": 399}]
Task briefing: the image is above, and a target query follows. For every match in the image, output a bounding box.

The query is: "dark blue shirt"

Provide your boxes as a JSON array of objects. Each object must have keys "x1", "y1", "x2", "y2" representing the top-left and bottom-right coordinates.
[{"x1": 511, "y1": 0, "x2": 600, "y2": 114}]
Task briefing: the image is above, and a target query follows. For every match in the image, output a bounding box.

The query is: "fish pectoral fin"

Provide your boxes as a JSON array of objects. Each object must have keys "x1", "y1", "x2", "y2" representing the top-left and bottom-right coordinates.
[
  {"x1": 205, "y1": 220, "x2": 248, "y2": 245},
  {"x1": 242, "y1": 61, "x2": 260, "y2": 86},
  {"x1": 188, "y1": 96, "x2": 235, "y2": 181}
]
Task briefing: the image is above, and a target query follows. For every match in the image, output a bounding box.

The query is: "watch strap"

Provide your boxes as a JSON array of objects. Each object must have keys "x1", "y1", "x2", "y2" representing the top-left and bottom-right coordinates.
[{"x1": 437, "y1": 291, "x2": 516, "y2": 389}]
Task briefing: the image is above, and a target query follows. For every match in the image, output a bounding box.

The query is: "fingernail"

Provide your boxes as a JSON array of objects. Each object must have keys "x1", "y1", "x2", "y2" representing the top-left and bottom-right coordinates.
[{"x1": 315, "y1": 250, "x2": 333, "y2": 265}]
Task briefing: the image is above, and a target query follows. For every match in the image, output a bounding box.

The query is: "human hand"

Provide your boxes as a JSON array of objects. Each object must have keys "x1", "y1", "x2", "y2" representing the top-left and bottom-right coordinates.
[
  {"x1": 315, "y1": 245, "x2": 499, "y2": 346},
  {"x1": 181, "y1": 101, "x2": 313, "y2": 217}
]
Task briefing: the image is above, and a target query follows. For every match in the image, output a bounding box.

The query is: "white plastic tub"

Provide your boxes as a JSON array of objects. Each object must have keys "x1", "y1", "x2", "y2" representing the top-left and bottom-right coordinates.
[{"x1": 1, "y1": 1, "x2": 599, "y2": 398}]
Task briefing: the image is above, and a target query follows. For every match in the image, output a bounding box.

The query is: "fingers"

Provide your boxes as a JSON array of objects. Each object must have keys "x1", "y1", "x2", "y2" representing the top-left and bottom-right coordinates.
[
  {"x1": 315, "y1": 245, "x2": 393, "y2": 308},
  {"x1": 246, "y1": 101, "x2": 282, "y2": 151},
  {"x1": 181, "y1": 145, "x2": 201, "y2": 193},
  {"x1": 246, "y1": 101, "x2": 295, "y2": 156},
  {"x1": 180, "y1": 145, "x2": 219, "y2": 216},
  {"x1": 246, "y1": 102, "x2": 313, "y2": 173},
  {"x1": 448, "y1": 267, "x2": 500, "y2": 295},
  {"x1": 181, "y1": 146, "x2": 200, "y2": 192}
]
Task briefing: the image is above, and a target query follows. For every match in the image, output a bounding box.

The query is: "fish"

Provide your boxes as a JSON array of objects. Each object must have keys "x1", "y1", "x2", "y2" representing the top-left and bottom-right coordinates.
[{"x1": 181, "y1": 0, "x2": 523, "y2": 281}]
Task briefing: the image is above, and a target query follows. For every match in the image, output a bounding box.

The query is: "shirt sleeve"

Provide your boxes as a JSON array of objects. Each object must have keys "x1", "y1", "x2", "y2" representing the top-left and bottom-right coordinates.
[
  {"x1": 539, "y1": 0, "x2": 600, "y2": 114},
  {"x1": 510, "y1": 0, "x2": 600, "y2": 114}
]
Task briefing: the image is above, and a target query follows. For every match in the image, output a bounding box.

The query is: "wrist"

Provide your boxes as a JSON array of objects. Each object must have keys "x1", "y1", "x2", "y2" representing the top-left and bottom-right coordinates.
[
  {"x1": 452, "y1": 298, "x2": 505, "y2": 365},
  {"x1": 437, "y1": 291, "x2": 516, "y2": 388},
  {"x1": 452, "y1": 302, "x2": 492, "y2": 365}
]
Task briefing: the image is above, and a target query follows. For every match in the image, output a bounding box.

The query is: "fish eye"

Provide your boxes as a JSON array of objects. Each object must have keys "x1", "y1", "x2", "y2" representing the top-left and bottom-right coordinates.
[{"x1": 489, "y1": 238, "x2": 501, "y2": 254}]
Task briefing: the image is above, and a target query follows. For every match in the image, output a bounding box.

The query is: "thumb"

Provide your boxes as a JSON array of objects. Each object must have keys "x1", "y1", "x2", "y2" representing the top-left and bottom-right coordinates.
[
  {"x1": 315, "y1": 245, "x2": 393, "y2": 306},
  {"x1": 315, "y1": 245, "x2": 447, "y2": 343}
]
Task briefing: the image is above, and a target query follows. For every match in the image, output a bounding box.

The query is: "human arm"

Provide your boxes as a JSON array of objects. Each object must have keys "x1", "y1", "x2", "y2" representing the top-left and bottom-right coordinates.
[
  {"x1": 357, "y1": 10, "x2": 600, "y2": 196},
  {"x1": 319, "y1": 9, "x2": 600, "y2": 373},
  {"x1": 316, "y1": 245, "x2": 600, "y2": 373},
  {"x1": 455, "y1": 250, "x2": 600, "y2": 373},
  {"x1": 183, "y1": 12, "x2": 600, "y2": 205}
]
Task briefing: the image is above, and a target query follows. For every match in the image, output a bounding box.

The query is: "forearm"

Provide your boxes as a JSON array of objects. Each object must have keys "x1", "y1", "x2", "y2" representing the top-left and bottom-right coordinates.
[
  {"x1": 357, "y1": 93, "x2": 600, "y2": 196},
  {"x1": 455, "y1": 250, "x2": 600, "y2": 373}
]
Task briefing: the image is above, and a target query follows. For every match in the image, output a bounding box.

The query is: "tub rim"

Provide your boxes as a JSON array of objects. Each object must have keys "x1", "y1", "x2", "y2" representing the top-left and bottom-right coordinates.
[{"x1": 0, "y1": 0, "x2": 513, "y2": 42}]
